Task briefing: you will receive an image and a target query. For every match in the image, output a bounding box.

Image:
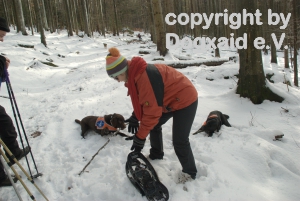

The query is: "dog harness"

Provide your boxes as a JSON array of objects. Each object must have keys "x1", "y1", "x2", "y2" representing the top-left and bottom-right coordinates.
[
  {"x1": 95, "y1": 117, "x2": 117, "y2": 131},
  {"x1": 202, "y1": 114, "x2": 218, "y2": 125}
]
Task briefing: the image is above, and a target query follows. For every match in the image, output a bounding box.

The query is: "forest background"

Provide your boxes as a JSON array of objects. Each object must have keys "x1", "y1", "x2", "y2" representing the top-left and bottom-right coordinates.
[{"x1": 1, "y1": 0, "x2": 300, "y2": 103}]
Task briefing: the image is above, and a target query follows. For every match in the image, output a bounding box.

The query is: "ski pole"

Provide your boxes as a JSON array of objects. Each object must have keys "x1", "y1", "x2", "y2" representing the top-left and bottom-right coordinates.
[
  {"x1": 4, "y1": 69, "x2": 41, "y2": 179},
  {"x1": 0, "y1": 148, "x2": 36, "y2": 201},
  {"x1": 0, "y1": 156, "x2": 23, "y2": 201},
  {"x1": 78, "y1": 129, "x2": 121, "y2": 176},
  {"x1": 0, "y1": 139, "x2": 49, "y2": 201}
]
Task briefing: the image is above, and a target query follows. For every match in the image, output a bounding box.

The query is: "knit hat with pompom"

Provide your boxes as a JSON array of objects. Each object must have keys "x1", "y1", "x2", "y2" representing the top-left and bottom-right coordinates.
[{"x1": 106, "y1": 47, "x2": 128, "y2": 78}]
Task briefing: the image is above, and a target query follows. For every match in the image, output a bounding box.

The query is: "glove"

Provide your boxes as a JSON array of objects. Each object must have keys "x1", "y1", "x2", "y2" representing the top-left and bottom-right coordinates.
[
  {"x1": 125, "y1": 115, "x2": 139, "y2": 134},
  {"x1": 130, "y1": 135, "x2": 145, "y2": 153}
]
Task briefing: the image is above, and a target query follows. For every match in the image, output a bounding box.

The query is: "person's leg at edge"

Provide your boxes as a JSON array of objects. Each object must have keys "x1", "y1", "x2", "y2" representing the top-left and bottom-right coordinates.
[
  {"x1": 0, "y1": 105, "x2": 22, "y2": 157},
  {"x1": 172, "y1": 99, "x2": 198, "y2": 179},
  {"x1": 149, "y1": 112, "x2": 173, "y2": 160},
  {"x1": 0, "y1": 156, "x2": 7, "y2": 181}
]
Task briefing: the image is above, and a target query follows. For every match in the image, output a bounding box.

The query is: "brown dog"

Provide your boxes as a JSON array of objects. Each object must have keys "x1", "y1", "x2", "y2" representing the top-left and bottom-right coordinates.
[
  {"x1": 193, "y1": 110, "x2": 231, "y2": 137},
  {"x1": 75, "y1": 113, "x2": 126, "y2": 138}
]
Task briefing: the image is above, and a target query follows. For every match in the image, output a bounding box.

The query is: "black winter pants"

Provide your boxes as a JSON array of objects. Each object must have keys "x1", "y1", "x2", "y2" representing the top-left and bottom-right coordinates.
[
  {"x1": 150, "y1": 99, "x2": 198, "y2": 178},
  {"x1": 0, "y1": 105, "x2": 21, "y2": 180}
]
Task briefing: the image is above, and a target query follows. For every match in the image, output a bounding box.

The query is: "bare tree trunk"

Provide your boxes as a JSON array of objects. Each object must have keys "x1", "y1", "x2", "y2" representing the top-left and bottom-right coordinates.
[
  {"x1": 27, "y1": 0, "x2": 34, "y2": 35},
  {"x1": 270, "y1": 38, "x2": 278, "y2": 63},
  {"x1": 64, "y1": 0, "x2": 73, "y2": 36},
  {"x1": 86, "y1": 0, "x2": 93, "y2": 36},
  {"x1": 236, "y1": 0, "x2": 283, "y2": 104},
  {"x1": 7, "y1": 1, "x2": 16, "y2": 30},
  {"x1": 44, "y1": 0, "x2": 55, "y2": 33},
  {"x1": 269, "y1": 0, "x2": 278, "y2": 64},
  {"x1": 112, "y1": 0, "x2": 119, "y2": 36},
  {"x1": 293, "y1": 0, "x2": 298, "y2": 86},
  {"x1": 81, "y1": 0, "x2": 91, "y2": 37},
  {"x1": 33, "y1": 0, "x2": 47, "y2": 46},
  {"x1": 54, "y1": 0, "x2": 59, "y2": 31},
  {"x1": 70, "y1": 0, "x2": 78, "y2": 35},
  {"x1": 212, "y1": 0, "x2": 220, "y2": 57},
  {"x1": 148, "y1": 0, "x2": 156, "y2": 43},
  {"x1": 11, "y1": 0, "x2": 20, "y2": 32},
  {"x1": 13, "y1": 0, "x2": 28, "y2": 35},
  {"x1": 284, "y1": 48, "x2": 290, "y2": 69},
  {"x1": 99, "y1": 0, "x2": 106, "y2": 37},
  {"x1": 2, "y1": 0, "x2": 10, "y2": 25},
  {"x1": 151, "y1": 0, "x2": 168, "y2": 56},
  {"x1": 39, "y1": 0, "x2": 49, "y2": 31},
  {"x1": 103, "y1": 0, "x2": 107, "y2": 30},
  {"x1": 190, "y1": 0, "x2": 198, "y2": 40}
]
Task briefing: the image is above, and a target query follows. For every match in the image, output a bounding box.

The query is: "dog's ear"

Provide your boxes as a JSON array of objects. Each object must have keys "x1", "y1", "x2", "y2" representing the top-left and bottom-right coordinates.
[
  {"x1": 221, "y1": 114, "x2": 231, "y2": 127},
  {"x1": 117, "y1": 117, "x2": 126, "y2": 129},
  {"x1": 111, "y1": 114, "x2": 126, "y2": 129},
  {"x1": 223, "y1": 114, "x2": 230, "y2": 119},
  {"x1": 110, "y1": 116, "x2": 118, "y2": 128}
]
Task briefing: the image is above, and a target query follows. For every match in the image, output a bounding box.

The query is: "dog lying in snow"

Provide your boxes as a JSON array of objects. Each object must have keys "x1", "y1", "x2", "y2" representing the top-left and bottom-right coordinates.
[
  {"x1": 193, "y1": 110, "x2": 231, "y2": 137},
  {"x1": 75, "y1": 113, "x2": 127, "y2": 138}
]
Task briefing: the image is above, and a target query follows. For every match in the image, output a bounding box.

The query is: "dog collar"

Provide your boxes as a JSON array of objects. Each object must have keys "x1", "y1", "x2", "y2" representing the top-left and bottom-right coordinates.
[
  {"x1": 95, "y1": 117, "x2": 117, "y2": 131},
  {"x1": 202, "y1": 114, "x2": 218, "y2": 125},
  {"x1": 208, "y1": 114, "x2": 218, "y2": 119}
]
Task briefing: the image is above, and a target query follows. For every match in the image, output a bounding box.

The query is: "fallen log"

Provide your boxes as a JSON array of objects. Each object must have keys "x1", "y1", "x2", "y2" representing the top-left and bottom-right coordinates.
[{"x1": 149, "y1": 58, "x2": 229, "y2": 68}]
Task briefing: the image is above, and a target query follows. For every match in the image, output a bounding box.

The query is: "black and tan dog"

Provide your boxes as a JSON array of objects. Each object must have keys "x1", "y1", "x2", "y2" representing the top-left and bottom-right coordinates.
[
  {"x1": 75, "y1": 113, "x2": 127, "y2": 138},
  {"x1": 193, "y1": 110, "x2": 231, "y2": 137}
]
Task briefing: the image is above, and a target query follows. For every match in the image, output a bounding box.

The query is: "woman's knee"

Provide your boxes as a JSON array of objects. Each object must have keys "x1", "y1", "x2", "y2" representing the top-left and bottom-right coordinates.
[{"x1": 173, "y1": 138, "x2": 190, "y2": 149}]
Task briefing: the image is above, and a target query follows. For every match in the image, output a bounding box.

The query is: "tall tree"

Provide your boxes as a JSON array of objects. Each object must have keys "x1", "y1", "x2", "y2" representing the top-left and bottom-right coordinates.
[
  {"x1": 81, "y1": 0, "x2": 91, "y2": 37},
  {"x1": 33, "y1": 0, "x2": 47, "y2": 46},
  {"x1": 96, "y1": 0, "x2": 106, "y2": 37},
  {"x1": 26, "y1": 0, "x2": 34, "y2": 35},
  {"x1": 293, "y1": 0, "x2": 298, "y2": 86},
  {"x1": 13, "y1": 0, "x2": 28, "y2": 35},
  {"x1": 147, "y1": 0, "x2": 156, "y2": 43},
  {"x1": 212, "y1": 0, "x2": 220, "y2": 57},
  {"x1": 63, "y1": 0, "x2": 74, "y2": 36},
  {"x1": 40, "y1": 0, "x2": 49, "y2": 31},
  {"x1": 151, "y1": 0, "x2": 168, "y2": 56},
  {"x1": 44, "y1": 0, "x2": 55, "y2": 33},
  {"x1": 236, "y1": 0, "x2": 283, "y2": 104},
  {"x1": 269, "y1": 0, "x2": 278, "y2": 64},
  {"x1": 112, "y1": 0, "x2": 119, "y2": 36},
  {"x1": 70, "y1": 0, "x2": 78, "y2": 35},
  {"x1": 2, "y1": 0, "x2": 10, "y2": 23}
]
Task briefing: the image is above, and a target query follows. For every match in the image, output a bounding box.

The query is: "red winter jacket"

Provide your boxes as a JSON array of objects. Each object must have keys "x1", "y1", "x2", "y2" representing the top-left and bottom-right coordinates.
[{"x1": 126, "y1": 57, "x2": 198, "y2": 140}]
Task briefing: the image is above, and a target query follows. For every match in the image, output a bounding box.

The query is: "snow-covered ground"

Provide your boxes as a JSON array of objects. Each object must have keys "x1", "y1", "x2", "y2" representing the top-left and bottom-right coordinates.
[{"x1": 0, "y1": 30, "x2": 300, "y2": 201}]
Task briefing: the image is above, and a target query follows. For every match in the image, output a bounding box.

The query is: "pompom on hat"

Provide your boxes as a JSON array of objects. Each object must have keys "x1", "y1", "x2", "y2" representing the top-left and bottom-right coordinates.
[
  {"x1": 0, "y1": 17, "x2": 10, "y2": 32},
  {"x1": 106, "y1": 47, "x2": 128, "y2": 78}
]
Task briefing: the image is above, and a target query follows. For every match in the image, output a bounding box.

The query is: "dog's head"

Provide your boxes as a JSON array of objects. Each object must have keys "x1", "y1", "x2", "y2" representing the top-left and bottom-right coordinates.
[
  {"x1": 201, "y1": 118, "x2": 221, "y2": 137},
  {"x1": 109, "y1": 113, "x2": 126, "y2": 130}
]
